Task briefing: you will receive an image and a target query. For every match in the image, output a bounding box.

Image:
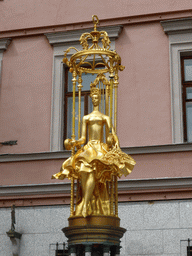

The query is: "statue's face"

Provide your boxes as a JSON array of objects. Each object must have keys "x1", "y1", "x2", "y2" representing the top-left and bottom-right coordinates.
[{"x1": 91, "y1": 93, "x2": 100, "y2": 106}]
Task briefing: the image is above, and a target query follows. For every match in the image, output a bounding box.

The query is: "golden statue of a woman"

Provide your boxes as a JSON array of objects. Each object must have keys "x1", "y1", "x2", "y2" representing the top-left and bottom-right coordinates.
[{"x1": 52, "y1": 87, "x2": 135, "y2": 217}]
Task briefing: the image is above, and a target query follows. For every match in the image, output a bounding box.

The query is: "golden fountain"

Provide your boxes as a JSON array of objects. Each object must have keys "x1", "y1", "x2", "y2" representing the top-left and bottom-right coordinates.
[{"x1": 52, "y1": 15, "x2": 136, "y2": 256}]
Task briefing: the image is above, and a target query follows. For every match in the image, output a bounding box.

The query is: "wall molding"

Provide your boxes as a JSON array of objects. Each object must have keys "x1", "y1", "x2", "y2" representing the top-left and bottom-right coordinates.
[
  {"x1": 0, "y1": 182, "x2": 72, "y2": 197},
  {"x1": 1, "y1": 177, "x2": 192, "y2": 196},
  {"x1": 45, "y1": 26, "x2": 123, "y2": 46},
  {"x1": 0, "y1": 143, "x2": 192, "y2": 163},
  {"x1": 161, "y1": 18, "x2": 192, "y2": 34},
  {"x1": 1, "y1": 9, "x2": 192, "y2": 39},
  {"x1": 1, "y1": 177, "x2": 192, "y2": 207},
  {"x1": 123, "y1": 142, "x2": 192, "y2": 154}
]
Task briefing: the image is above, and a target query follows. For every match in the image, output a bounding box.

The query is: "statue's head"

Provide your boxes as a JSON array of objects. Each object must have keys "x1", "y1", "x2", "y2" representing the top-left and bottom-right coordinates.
[{"x1": 90, "y1": 87, "x2": 101, "y2": 106}]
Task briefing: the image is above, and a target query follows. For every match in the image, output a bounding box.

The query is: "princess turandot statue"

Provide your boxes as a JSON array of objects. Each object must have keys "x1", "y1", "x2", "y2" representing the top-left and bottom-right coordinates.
[{"x1": 52, "y1": 87, "x2": 136, "y2": 217}]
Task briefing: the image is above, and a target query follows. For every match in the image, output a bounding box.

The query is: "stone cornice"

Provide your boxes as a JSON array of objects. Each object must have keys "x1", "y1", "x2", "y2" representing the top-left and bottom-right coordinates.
[
  {"x1": 0, "y1": 143, "x2": 192, "y2": 163},
  {"x1": 1, "y1": 9, "x2": 192, "y2": 39},
  {"x1": 161, "y1": 17, "x2": 192, "y2": 34},
  {"x1": 0, "y1": 150, "x2": 71, "y2": 162},
  {"x1": 118, "y1": 177, "x2": 192, "y2": 191},
  {"x1": 123, "y1": 142, "x2": 192, "y2": 154},
  {"x1": 45, "y1": 26, "x2": 123, "y2": 46},
  {"x1": 0, "y1": 182, "x2": 71, "y2": 196},
  {"x1": 1, "y1": 177, "x2": 192, "y2": 207},
  {"x1": 1, "y1": 177, "x2": 192, "y2": 197}
]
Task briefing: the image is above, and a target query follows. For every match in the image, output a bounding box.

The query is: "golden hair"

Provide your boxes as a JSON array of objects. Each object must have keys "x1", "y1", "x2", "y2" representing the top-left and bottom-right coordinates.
[{"x1": 90, "y1": 87, "x2": 101, "y2": 99}]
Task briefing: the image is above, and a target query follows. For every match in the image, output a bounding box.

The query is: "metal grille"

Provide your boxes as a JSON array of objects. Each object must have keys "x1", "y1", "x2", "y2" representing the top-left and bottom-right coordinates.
[{"x1": 55, "y1": 243, "x2": 68, "y2": 256}]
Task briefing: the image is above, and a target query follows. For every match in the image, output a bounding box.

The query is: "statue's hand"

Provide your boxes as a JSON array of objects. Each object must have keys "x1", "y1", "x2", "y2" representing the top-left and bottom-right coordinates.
[
  {"x1": 107, "y1": 134, "x2": 120, "y2": 149},
  {"x1": 64, "y1": 139, "x2": 77, "y2": 150},
  {"x1": 107, "y1": 134, "x2": 114, "y2": 148},
  {"x1": 64, "y1": 138, "x2": 83, "y2": 150},
  {"x1": 114, "y1": 141, "x2": 120, "y2": 149}
]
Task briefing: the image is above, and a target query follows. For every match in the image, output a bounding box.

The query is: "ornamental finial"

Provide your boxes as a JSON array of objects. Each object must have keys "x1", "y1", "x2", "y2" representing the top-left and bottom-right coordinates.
[{"x1": 92, "y1": 15, "x2": 99, "y2": 31}]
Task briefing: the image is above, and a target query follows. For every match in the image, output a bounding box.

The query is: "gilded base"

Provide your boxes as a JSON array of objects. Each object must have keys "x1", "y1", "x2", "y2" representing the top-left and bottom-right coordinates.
[
  {"x1": 63, "y1": 215, "x2": 126, "y2": 247},
  {"x1": 68, "y1": 215, "x2": 120, "y2": 227}
]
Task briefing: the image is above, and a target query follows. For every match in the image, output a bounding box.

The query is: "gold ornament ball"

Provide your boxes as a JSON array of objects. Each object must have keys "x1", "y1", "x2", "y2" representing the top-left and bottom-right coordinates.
[{"x1": 64, "y1": 139, "x2": 72, "y2": 150}]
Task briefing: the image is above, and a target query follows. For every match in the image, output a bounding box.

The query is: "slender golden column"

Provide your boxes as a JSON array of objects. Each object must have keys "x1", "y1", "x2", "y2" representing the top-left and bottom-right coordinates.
[
  {"x1": 105, "y1": 83, "x2": 109, "y2": 117},
  {"x1": 77, "y1": 73, "x2": 83, "y2": 139},
  {"x1": 110, "y1": 176, "x2": 114, "y2": 216},
  {"x1": 72, "y1": 69, "x2": 77, "y2": 141},
  {"x1": 114, "y1": 175, "x2": 118, "y2": 217},
  {"x1": 70, "y1": 177, "x2": 74, "y2": 216},
  {"x1": 109, "y1": 76, "x2": 114, "y2": 131},
  {"x1": 76, "y1": 179, "x2": 80, "y2": 205},
  {"x1": 114, "y1": 71, "x2": 119, "y2": 133},
  {"x1": 105, "y1": 83, "x2": 110, "y2": 137}
]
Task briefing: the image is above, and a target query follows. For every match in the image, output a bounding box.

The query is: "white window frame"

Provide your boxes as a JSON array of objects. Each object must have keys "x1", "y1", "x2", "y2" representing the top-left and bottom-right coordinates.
[
  {"x1": 0, "y1": 38, "x2": 11, "y2": 85},
  {"x1": 45, "y1": 26, "x2": 123, "y2": 151},
  {"x1": 161, "y1": 18, "x2": 192, "y2": 143}
]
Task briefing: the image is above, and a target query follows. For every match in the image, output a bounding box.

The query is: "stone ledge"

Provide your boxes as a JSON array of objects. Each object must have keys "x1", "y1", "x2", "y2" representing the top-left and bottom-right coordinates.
[
  {"x1": 1, "y1": 177, "x2": 192, "y2": 198},
  {"x1": 1, "y1": 177, "x2": 192, "y2": 207},
  {"x1": 45, "y1": 25, "x2": 123, "y2": 46},
  {"x1": 161, "y1": 18, "x2": 192, "y2": 34},
  {"x1": 0, "y1": 143, "x2": 192, "y2": 162}
]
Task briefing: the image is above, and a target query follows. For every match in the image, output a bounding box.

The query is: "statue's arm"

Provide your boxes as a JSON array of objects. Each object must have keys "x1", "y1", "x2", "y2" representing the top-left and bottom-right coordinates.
[
  {"x1": 76, "y1": 116, "x2": 87, "y2": 145},
  {"x1": 64, "y1": 116, "x2": 87, "y2": 150},
  {"x1": 105, "y1": 116, "x2": 120, "y2": 148}
]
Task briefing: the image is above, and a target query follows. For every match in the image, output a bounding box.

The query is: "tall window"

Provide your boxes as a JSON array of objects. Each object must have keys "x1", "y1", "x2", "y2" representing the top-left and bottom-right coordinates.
[
  {"x1": 181, "y1": 56, "x2": 192, "y2": 142},
  {"x1": 63, "y1": 67, "x2": 97, "y2": 141},
  {"x1": 63, "y1": 67, "x2": 107, "y2": 145}
]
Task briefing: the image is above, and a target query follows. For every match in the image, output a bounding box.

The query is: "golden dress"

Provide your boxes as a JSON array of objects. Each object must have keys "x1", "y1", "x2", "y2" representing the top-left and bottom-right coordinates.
[{"x1": 52, "y1": 140, "x2": 135, "y2": 215}]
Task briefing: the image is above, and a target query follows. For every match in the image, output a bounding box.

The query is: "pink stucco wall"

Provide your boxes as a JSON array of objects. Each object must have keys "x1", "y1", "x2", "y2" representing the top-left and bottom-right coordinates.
[
  {"x1": 0, "y1": 0, "x2": 188, "y2": 153},
  {"x1": 1, "y1": 151, "x2": 192, "y2": 186},
  {"x1": 0, "y1": 36, "x2": 53, "y2": 154},
  {"x1": 0, "y1": 0, "x2": 192, "y2": 31},
  {"x1": 116, "y1": 23, "x2": 172, "y2": 147}
]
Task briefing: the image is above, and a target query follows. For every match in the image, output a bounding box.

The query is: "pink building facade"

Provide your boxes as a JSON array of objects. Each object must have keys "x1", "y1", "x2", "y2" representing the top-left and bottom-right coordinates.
[{"x1": 1, "y1": 1, "x2": 192, "y2": 255}]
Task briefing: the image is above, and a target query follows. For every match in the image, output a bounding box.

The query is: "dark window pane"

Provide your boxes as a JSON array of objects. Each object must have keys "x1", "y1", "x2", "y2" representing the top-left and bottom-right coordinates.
[
  {"x1": 67, "y1": 96, "x2": 84, "y2": 139},
  {"x1": 184, "y1": 59, "x2": 192, "y2": 81},
  {"x1": 186, "y1": 102, "x2": 192, "y2": 142},
  {"x1": 68, "y1": 72, "x2": 98, "y2": 92},
  {"x1": 68, "y1": 71, "x2": 73, "y2": 92},
  {"x1": 181, "y1": 56, "x2": 192, "y2": 142},
  {"x1": 81, "y1": 73, "x2": 98, "y2": 90},
  {"x1": 186, "y1": 87, "x2": 192, "y2": 100},
  {"x1": 88, "y1": 95, "x2": 93, "y2": 113}
]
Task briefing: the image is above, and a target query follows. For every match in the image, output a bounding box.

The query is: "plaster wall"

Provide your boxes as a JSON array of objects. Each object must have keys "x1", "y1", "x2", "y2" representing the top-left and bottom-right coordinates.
[
  {"x1": 0, "y1": 36, "x2": 53, "y2": 154},
  {"x1": 0, "y1": 0, "x2": 192, "y2": 31},
  {"x1": 0, "y1": 201, "x2": 192, "y2": 256},
  {"x1": 116, "y1": 22, "x2": 172, "y2": 147},
  {"x1": 1, "y1": 151, "x2": 192, "y2": 186}
]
